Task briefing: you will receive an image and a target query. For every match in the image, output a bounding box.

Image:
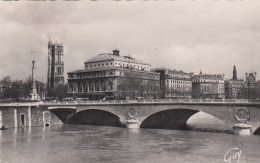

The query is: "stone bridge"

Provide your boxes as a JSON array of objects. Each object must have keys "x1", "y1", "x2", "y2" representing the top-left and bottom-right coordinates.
[{"x1": 43, "y1": 99, "x2": 260, "y2": 135}]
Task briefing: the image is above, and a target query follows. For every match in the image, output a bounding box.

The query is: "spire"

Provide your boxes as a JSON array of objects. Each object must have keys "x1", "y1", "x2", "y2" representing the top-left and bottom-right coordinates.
[{"x1": 233, "y1": 65, "x2": 237, "y2": 80}]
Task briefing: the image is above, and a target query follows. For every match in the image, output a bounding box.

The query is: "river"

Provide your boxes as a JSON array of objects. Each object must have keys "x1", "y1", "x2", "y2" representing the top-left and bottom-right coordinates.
[{"x1": 0, "y1": 124, "x2": 259, "y2": 163}]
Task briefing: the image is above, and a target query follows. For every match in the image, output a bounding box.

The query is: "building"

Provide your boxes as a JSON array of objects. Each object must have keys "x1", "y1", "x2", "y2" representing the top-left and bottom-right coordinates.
[
  {"x1": 245, "y1": 72, "x2": 257, "y2": 99},
  {"x1": 154, "y1": 68, "x2": 193, "y2": 99},
  {"x1": 67, "y1": 50, "x2": 160, "y2": 100},
  {"x1": 47, "y1": 40, "x2": 64, "y2": 89},
  {"x1": 225, "y1": 66, "x2": 245, "y2": 99},
  {"x1": 192, "y1": 71, "x2": 225, "y2": 99}
]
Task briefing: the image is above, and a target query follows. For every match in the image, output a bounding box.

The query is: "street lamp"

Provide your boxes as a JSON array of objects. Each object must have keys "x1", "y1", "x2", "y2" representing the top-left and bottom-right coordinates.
[{"x1": 247, "y1": 81, "x2": 250, "y2": 99}]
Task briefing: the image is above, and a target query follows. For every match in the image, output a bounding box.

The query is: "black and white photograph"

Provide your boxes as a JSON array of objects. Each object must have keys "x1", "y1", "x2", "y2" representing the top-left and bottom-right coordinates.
[{"x1": 0, "y1": 0, "x2": 260, "y2": 162}]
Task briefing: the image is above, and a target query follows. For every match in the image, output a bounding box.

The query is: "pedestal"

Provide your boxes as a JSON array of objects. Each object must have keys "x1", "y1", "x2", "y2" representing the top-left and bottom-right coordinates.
[
  {"x1": 126, "y1": 119, "x2": 139, "y2": 129},
  {"x1": 232, "y1": 123, "x2": 252, "y2": 135}
]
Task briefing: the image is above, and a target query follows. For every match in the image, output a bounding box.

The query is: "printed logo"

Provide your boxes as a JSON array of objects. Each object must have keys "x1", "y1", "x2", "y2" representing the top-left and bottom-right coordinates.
[{"x1": 224, "y1": 147, "x2": 242, "y2": 163}]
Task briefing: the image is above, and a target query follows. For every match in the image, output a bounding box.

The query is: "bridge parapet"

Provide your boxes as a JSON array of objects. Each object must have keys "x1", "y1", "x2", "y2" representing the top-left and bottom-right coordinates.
[
  {"x1": 0, "y1": 101, "x2": 43, "y2": 107},
  {"x1": 42, "y1": 99, "x2": 260, "y2": 106}
]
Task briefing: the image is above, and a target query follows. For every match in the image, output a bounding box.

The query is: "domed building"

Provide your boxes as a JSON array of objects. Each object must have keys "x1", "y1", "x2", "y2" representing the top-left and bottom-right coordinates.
[{"x1": 67, "y1": 50, "x2": 160, "y2": 100}]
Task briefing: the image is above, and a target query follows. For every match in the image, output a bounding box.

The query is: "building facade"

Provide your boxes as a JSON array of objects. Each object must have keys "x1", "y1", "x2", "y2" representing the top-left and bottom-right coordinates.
[
  {"x1": 47, "y1": 40, "x2": 64, "y2": 89},
  {"x1": 245, "y1": 72, "x2": 257, "y2": 99},
  {"x1": 192, "y1": 72, "x2": 225, "y2": 99},
  {"x1": 154, "y1": 68, "x2": 193, "y2": 99},
  {"x1": 67, "y1": 50, "x2": 160, "y2": 100},
  {"x1": 225, "y1": 66, "x2": 245, "y2": 99}
]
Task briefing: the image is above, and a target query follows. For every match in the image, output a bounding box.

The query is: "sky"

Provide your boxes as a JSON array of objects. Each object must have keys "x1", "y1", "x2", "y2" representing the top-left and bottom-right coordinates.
[{"x1": 0, "y1": 1, "x2": 260, "y2": 83}]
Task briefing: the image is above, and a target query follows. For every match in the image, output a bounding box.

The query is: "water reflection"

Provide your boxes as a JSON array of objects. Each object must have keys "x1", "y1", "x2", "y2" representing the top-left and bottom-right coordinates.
[{"x1": 0, "y1": 125, "x2": 259, "y2": 163}]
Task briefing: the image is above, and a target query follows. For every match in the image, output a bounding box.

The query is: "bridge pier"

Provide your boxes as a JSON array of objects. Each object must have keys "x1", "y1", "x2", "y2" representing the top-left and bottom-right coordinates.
[
  {"x1": 232, "y1": 123, "x2": 252, "y2": 135},
  {"x1": 125, "y1": 119, "x2": 139, "y2": 129}
]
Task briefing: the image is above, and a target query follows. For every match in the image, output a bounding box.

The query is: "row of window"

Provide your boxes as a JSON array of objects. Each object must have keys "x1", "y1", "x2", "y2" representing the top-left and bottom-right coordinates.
[
  {"x1": 166, "y1": 80, "x2": 191, "y2": 84},
  {"x1": 167, "y1": 84, "x2": 192, "y2": 89},
  {"x1": 192, "y1": 80, "x2": 224, "y2": 83},
  {"x1": 85, "y1": 62, "x2": 113, "y2": 68},
  {"x1": 85, "y1": 61, "x2": 150, "y2": 70},
  {"x1": 69, "y1": 71, "x2": 159, "y2": 80}
]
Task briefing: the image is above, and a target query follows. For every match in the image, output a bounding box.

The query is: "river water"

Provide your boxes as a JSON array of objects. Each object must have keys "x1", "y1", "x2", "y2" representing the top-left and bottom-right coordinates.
[{"x1": 0, "y1": 124, "x2": 259, "y2": 163}]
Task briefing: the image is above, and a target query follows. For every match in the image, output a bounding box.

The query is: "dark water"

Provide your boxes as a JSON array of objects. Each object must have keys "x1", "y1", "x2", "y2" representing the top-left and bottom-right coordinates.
[{"x1": 0, "y1": 125, "x2": 259, "y2": 163}]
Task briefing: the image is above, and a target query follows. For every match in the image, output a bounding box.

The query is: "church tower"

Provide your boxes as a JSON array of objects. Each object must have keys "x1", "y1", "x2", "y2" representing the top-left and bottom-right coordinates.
[
  {"x1": 233, "y1": 65, "x2": 237, "y2": 80},
  {"x1": 47, "y1": 39, "x2": 64, "y2": 90}
]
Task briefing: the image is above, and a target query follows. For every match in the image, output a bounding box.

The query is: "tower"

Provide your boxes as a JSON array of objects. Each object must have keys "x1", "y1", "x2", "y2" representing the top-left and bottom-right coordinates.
[
  {"x1": 233, "y1": 65, "x2": 237, "y2": 80},
  {"x1": 47, "y1": 39, "x2": 64, "y2": 90},
  {"x1": 31, "y1": 61, "x2": 39, "y2": 100}
]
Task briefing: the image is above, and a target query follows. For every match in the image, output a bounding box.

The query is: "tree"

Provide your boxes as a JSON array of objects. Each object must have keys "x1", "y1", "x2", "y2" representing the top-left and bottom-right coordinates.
[
  {"x1": 22, "y1": 75, "x2": 32, "y2": 98},
  {"x1": 0, "y1": 76, "x2": 12, "y2": 98},
  {"x1": 47, "y1": 84, "x2": 68, "y2": 100}
]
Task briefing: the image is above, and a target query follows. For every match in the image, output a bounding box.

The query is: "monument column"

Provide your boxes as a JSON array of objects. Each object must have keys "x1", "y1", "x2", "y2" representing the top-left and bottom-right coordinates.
[{"x1": 31, "y1": 61, "x2": 39, "y2": 100}]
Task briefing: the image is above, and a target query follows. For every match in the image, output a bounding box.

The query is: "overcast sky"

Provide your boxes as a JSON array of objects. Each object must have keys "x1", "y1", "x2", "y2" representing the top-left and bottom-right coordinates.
[{"x1": 0, "y1": 1, "x2": 260, "y2": 83}]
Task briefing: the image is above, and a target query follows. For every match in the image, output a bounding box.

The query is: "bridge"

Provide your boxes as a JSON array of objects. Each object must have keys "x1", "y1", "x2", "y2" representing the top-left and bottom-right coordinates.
[{"x1": 43, "y1": 99, "x2": 260, "y2": 135}]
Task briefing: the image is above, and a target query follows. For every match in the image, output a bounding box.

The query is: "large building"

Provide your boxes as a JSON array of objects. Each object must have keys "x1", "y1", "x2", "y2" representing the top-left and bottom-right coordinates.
[
  {"x1": 47, "y1": 40, "x2": 64, "y2": 89},
  {"x1": 154, "y1": 68, "x2": 193, "y2": 99},
  {"x1": 192, "y1": 72, "x2": 225, "y2": 99},
  {"x1": 225, "y1": 66, "x2": 245, "y2": 99},
  {"x1": 67, "y1": 50, "x2": 160, "y2": 100}
]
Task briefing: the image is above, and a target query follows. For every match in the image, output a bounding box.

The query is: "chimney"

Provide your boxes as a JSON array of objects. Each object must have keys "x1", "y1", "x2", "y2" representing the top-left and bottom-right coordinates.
[{"x1": 113, "y1": 49, "x2": 120, "y2": 56}]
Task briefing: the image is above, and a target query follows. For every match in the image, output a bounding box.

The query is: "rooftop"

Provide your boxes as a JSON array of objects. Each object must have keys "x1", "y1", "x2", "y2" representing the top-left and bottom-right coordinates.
[{"x1": 85, "y1": 52, "x2": 150, "y2": 65}]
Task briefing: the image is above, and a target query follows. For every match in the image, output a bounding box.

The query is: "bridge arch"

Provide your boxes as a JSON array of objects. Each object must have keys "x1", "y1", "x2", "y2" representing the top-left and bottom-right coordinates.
[
  {"x1": 140, "y1": 108, "x2": 229, "y2": 131},
  {"x1": 49, "y1": 107, "x2": 76, "y2": 124},
  {"x1": 253, "y1": 127, "x2": 260, "y2": 135},
  {"x1": 69, "y1": 109, "x2": 124, "y2": 127}
]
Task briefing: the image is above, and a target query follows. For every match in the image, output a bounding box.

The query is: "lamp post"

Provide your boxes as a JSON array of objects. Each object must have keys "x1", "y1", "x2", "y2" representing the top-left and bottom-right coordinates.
[{"x1": 247, "y1": 81, "x2": 250, "y2": 99}]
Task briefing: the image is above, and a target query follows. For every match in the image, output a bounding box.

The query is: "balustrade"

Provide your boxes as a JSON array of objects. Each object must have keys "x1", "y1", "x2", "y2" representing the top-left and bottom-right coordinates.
[{"x1": 40, "y1": 99, "x2": 260, "y2": 105}]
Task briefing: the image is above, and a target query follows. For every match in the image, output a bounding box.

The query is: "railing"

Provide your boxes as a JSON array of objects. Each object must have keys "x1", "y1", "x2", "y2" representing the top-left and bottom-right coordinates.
[
  {"x1": 0, "y1": 101, "x2": 43, "y2": 106},
  {"x1": 42, "y1": 99, "x2": 260, "y2": 105},
  {"x1": 1, "y1": 99, "x2": 260, "y2": 106}
]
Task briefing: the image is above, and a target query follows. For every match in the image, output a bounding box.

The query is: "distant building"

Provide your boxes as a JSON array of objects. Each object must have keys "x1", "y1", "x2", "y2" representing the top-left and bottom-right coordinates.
[
  {"x1": 192, "y1": 71, "x2": 225, "y2": 99},
  {"x1": 225, "y1": 66, "x2": 245, "y2": 99},
  {"x1": 47, "y1": 40, "x2": 64, "y2": 89},
  {"x1": 67, "y1": 50, "x2": 160, "y2": 100},
  {"x1": 154, "y1": 68, "x2": 193, "y2": 99},
  {"x1": 245, "y1": 72, "x2": 257, "y2": 99}
]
